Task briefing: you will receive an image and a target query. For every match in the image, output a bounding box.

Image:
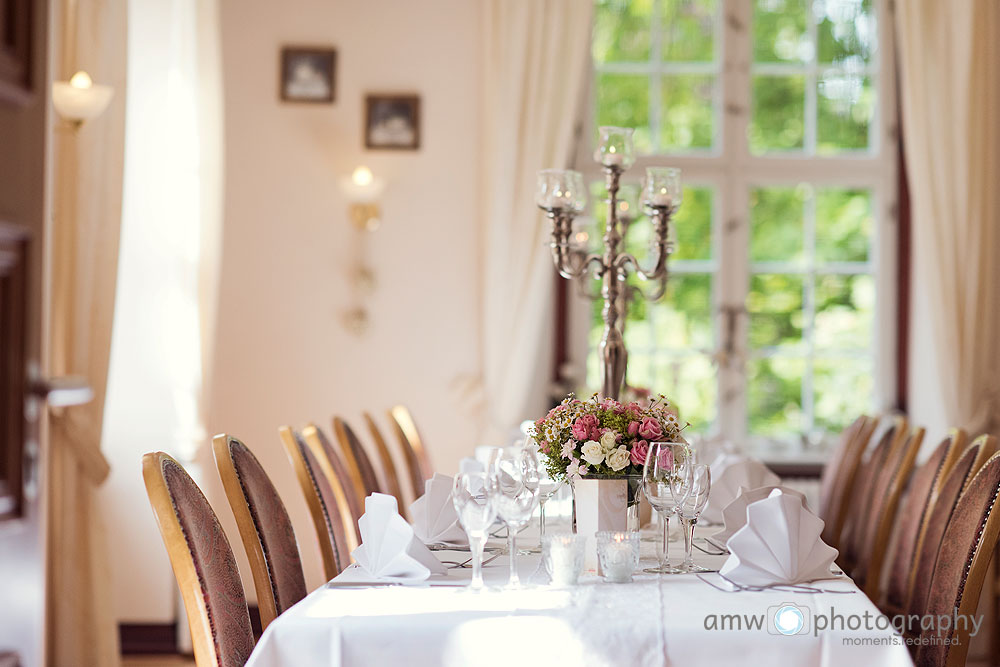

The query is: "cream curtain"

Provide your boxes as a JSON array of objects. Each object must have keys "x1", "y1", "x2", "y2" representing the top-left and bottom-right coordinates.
[
  {"x1": 896, "y1": 0, "x2": 1000, "y2": 434},
  {"x1": 479, "y1": 0, "x2": 593, "y2": 442},
  {"x1": 45, "y1": 0, "x2": 127, "y2": 664}
]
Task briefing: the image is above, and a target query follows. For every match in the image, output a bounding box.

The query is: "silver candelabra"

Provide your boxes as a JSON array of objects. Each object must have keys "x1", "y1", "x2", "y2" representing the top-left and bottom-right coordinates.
[{"x1": 536, "y1": 126, "x2": 681, "y2": 401}]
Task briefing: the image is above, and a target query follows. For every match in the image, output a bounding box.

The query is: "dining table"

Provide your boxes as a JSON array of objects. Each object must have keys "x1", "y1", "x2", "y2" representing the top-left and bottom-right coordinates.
[{"x1": 246, "y1": 523, "x2": 914, "y2": 667}]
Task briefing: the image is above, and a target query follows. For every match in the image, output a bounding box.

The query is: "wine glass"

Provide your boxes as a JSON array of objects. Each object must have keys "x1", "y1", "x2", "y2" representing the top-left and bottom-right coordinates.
[
  {"x1": 488, "y1": 447, "x2": 541, "y2": 588},
  {"x1": 452, "y1": 471, "x2": 497, "y2": 591},
  {"x1": 670, "y1": 462, "x2": 711, "y2": 572},
  {"x1": 642, "y1": 441, "x2": 692, "y2": 574}
]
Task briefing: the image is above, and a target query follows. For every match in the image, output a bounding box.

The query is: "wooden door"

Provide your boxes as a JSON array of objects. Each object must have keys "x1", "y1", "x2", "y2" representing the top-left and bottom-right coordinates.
[{"x1": 0, "y1": 0, "x2": 48, "y2": 665}]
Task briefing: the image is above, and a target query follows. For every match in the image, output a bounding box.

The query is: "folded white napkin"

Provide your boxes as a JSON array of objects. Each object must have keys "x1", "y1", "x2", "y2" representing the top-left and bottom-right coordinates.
[
  {"x1": 350, "y1": 493, "x2": 447, "y2": 582},
  {"x1": 409, "y1": 473, "x2": 468, "y2": 546},
  {"x1": 719, "y1": 489, "x2": 838, "y2": 587},
  {"x1": 712, "y1": 485, "x2": 809, "y2": 545},
  {"x1": 702, "y1": 456, "x2": 780, "y2": 524},
  {"x1": 459, "y1": 457, "x2": 484, "y2": 474}
]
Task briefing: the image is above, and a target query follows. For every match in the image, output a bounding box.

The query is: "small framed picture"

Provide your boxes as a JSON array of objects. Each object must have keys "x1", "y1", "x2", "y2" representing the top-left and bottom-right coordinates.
[
  {"x1": 280, "y1": 47, "x2": 336, "y2": 103},
  {"x1": 365, "y1": 94, "x2": 420, "y2": 150}
]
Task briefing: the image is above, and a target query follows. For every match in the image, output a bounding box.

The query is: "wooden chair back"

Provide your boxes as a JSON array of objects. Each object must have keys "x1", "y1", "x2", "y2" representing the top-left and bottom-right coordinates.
[
  {"x1": 916, "y1": 452, "x2": 1000, "y2": 667},
  {"x1": 278, "y1": 426, "x2": 354, "y2": 580},
  {"x1": 882, "y1": 429, "x2": 966, "y2": 616},
  {"x1": 333, "y1": 416, "x2": 381, "y2": 503},
  {"x1": 387, "y1": 405, "x2": 433, "y2": 501},
  {"x1": 819, "y1": 415, "x2": 876, "y2": 548},
  {"x1": 302, "y1": 424, "x2": 364, "y2": 543},
  {"x1": 142, "y1": 451, "x2": 254, "y2": 667},
  {"x1": 906, "y1": 435, "x2": 997, "y2": 620},
  {"x1": 362, "y1": 412, "x2": 409, "y2": 517},
  {"x1": 212, "y1": 434, "x2": 307, "y2": 628},
  {"x1": 857, "y1": 425, "x2": 924, "y2": 597}
]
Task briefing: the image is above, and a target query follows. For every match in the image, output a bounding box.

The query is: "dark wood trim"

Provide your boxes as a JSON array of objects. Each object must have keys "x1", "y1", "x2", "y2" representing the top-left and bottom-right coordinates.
[
  {"x1": 552, "y1": 273, "x2": 569, "y2": 385},
  {"x1": 895, "y1": 123, "x2": 911, "y2": 413},
  {"x1": 764, "y1": 460, "x2": 824, "y2": 479},
  {"x1": 119, "y1": 605, "x2": 262, "y2": 655}
]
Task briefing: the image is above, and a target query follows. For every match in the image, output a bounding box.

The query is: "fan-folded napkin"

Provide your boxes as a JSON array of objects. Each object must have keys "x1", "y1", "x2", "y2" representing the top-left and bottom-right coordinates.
[
  {"x1": 409, "y1": 473, "x2": 468, "y2": 546},
  {"x1": 349, "y1": 493, "x2": 447, "y2": 582},
  {"x1": 702, "y1": 456, "x2": 780, "y2": 524}
]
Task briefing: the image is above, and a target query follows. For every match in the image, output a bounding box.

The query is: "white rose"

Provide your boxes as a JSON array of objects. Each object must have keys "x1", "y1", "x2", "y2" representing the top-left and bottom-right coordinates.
[
  {"x1": 599, "y1": 430, "x2": 619, "y2": 453},
  {"x1": 580, "y1": 440, "x2": 605, "y2": 466},
  {"x1": 607, "y1": 445, "x2": 630, "y2": 471}
]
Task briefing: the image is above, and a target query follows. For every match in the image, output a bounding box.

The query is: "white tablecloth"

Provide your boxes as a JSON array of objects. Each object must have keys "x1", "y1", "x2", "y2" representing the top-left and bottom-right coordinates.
[{"x1": 247, "y1": 526, "x2": 913, "y2": 667}]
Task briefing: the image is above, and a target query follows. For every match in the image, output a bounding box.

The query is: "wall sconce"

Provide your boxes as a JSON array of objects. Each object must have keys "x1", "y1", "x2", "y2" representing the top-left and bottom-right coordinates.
[
  {"x1": 52, "y1": 70, "x2": 114, "y2": 128},
  {"x1": 340, "y1": 166, "x2": 385, "y2": 231}
]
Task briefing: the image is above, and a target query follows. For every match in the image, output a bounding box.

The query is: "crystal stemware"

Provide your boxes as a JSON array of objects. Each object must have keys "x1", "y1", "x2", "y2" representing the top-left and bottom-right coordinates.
[
  {"x1": 488, "y1": 447, "x2": 541, "y2": 588},
  {"x1": 452, "y1": 471, "x2": 497, "y2": 591},
  {"x1": 642, "y1": 441, "x2": 692, "y2": 574},
  {"x1": 670, "y1": 462, "x2": 711, "y2": 572}
]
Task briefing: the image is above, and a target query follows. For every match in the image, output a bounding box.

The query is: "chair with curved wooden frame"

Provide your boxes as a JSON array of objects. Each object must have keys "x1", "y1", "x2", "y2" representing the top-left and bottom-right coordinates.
[
  {"x1": 387, "y1": 405, "x2": 433, "y2": 501},
  {"x1": 142, "y1": 451, "x2": 255, "y2": 667},
  {"x1": 279, "y1": 426, "x2": 355, "y2": 580},
  {"x1": 905, "y1": 434, "x2": 997, "y2": 621},
  {"x1": 838, "y1": 416, "x2": 908, "y2": 574},
  {"x1": 363, "y1": 411, "x2": 409, "y2": 517},
  {"x1": 914, "y1": 452, "x2": 1000, "y2": 667},
  {"x1": 855, "y1": 425, "x2": 924, "y2": 597},
  {"x1": 302, "y1": 424, "x2": 364, "y2": 539},
  {"x1": 818, "y1": 415, "x2": 876, "y2": 549},
  {"x1": 881, "y1": 429, "x2": 966, "y2": 616},
  {"x1": 333, "y1": 416, "x2": 381, "y2": 504},
  {"x1": 212, "y1": 434, "x2": 307, "y2": 629}
]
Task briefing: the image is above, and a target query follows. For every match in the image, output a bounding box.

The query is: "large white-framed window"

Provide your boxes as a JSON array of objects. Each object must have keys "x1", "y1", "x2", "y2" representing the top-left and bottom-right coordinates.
[{"x1": 567, "y1": 0, "x2": 898, "y2": 452}]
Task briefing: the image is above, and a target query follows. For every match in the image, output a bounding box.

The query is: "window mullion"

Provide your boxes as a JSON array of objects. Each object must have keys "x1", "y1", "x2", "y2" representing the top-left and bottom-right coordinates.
[{"x1": 650, "y1": 0, "x2": 663, "y2": 151}]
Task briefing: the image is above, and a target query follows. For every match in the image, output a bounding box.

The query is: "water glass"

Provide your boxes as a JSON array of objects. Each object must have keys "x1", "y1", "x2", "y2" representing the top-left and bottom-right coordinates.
[
  {"x1": 452, "y1": 471, "x2": 497, "y2": 590},
  {"x1": 670, "y1": 462, "x2": 711, "y2": 572},
  {"x1": 542, "y1": 534, "x2": 586, "y2": 586},
  {"x1": 489, "y1": 447, "x2": 541, "y2": 588},
  {"x1": 642, "y1": 441, "x2": 692, "y2": 574},
  {"x1": 596, "y1": 531, "x2": 640, "y2": 583}
]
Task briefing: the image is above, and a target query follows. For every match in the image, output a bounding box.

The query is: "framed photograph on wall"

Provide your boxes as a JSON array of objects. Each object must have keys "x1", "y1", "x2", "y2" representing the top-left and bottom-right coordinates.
[
  {"x1": 364, "y1": 94, "x2": 420, "y2": 150},
  {"x1": 280, "y1": 46, "x2": 336, "y2": 103}
]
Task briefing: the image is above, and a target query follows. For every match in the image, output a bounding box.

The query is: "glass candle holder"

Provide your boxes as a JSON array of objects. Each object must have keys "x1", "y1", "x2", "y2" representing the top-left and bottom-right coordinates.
[
  {"x1": 643, "y1": 167, "x2": 682, "y2": 209},
  {"x1": 594, "y1": 126, "x2": 635, "y2": 169},
  {"x1": 536, "y1": 169, "x2": 587, "y2": 212},
  {"x1": 542, "y1": 534, "x2": 587, "y2": 586},
  {"x1": 596, "y1": 531, "x2": 640, "y2": 583}
]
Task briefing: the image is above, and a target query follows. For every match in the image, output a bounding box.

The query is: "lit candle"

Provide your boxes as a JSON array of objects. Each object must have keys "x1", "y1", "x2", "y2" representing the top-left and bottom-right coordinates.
[
  {"x1": 603, "y1": 152, "x2": 624, "y2": 167},
  {"x1": 650, "y1": 187, "x2": 673, "y2": 207},
  {"x1": 597, "y1": 531, "x2": 638, "y2": 583},
  {"x1": 543, "y1": 534, "x2": 585, "y2": 586}
]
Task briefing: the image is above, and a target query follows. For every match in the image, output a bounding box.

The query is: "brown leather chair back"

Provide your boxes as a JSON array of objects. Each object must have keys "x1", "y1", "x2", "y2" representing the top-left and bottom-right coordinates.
[
  {"x1": 279, "y1": 426, "x2": 354, "y2": 579},
  {"x1": 819, "y1": 415, "x2": 875, "y2": 548},
  {"x1": 905, "y1": 435, "x2": 997, "y2": 620},
  {"x1": 334, "y1": 416, "x2": 382, "y2": 501},
  {"x1": 363, "y1": 411, "x2": 409, "y2": 517},
  {"x1": 916, "y1": 452, "x2": 1000, "y2": 667},
  {"x1": 213, "y1": 435, "x2": 307, "y2": 628},
  {"x1": 856, "y1": 426, "x2": 924, "y2": 595},
  {"x1": 303, "y1": 424, "x2": 364, "y2": 528},
  {"x1": 142, "y1": 452, "x2": 254, "y2": 667},
  {"x1": 882, "y1": 430, "x2": 966, "y2": 615},
  {"x1": 388, "y1": 405, "x2": 433, "y2": 501}
]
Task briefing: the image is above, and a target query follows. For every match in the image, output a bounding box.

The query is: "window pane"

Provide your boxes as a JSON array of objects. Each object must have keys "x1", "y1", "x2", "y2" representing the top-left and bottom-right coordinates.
[
  {"x1": 750, "y1": 75, "x2": 805, "y2": 152},
  {"x1": 813, "y1": 357, "x2": 873, "y2": 432},
  {"x1": 673, "y1": 186, "x2": 713, "y2": 260},
  {"x1": 817, "y1": 72, "x2": 873, "y2": 153},
  {"x1": 816, "y1": 188, "x2": 872, "y2": 263},
  {"x1": 661, "y1": 75, "x2": 715, "y2": 151},
  {"x1": 816, "y1": 0, "x2": 876, "y2": 65},
  {"x1": 619, "y1": 273, "x2": 713, "y2": 350},
  {"x1": 596, "y1": 73, "x2": 652, "y2": 153},
  {"x1": 814, "y1": 274, "x2": 874, "y2": 349},
  {"x1": 653, "y1": 355, "x2": 717, "y2": 432},
  {"x1": 748, "y1": 357, "x2": 805, "y2": 435},
  {"x1": 662, "y1": 0, "x2": 717, "y2": 62},
  {"x1": 594, "y1": 0, "x2": 652, "y2": 64},
  {"x1": 753, "y1": 0, "x2": 810, "y2": 63},
  {"x1": 750, "y1": 186, "x2": 806, "y2": 262},
  {"x1": 748, "y1": 274, "x2": 804, "y2": 348}
]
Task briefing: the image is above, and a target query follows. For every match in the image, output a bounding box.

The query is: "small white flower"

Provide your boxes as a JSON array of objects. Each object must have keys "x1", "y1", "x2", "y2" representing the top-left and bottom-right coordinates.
[
  {"x1": 566, "y1": 458, "x2": 588, "y2": 480},
  {"x1": 607, "y1": 445, "x2": 630, "y2": 471},
  {"x1": 561, "y1": 439, "x2": 577, "y2": 460},
  {"x1": 599, "y1": 429, "x2": 619, "y2": 454},
  {"x1": 580, "y1": 440, "x2": 605, "y2": 466}
]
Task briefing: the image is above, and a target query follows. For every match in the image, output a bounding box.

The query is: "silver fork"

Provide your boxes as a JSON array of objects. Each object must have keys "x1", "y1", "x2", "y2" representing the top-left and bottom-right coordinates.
[{"x1": 441, "y1": 551, "x2": 504, "y2": 569}]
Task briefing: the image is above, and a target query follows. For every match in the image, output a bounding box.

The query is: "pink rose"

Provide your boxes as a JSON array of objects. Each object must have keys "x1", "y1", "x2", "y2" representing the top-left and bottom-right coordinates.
[
  {"x1": 540, "y1": 440, "x2": 551, "y2": 454},
  {"x1": 627, "y1": 421, "x2": 640, "y2": 436},
  {"x1": 639, "y1": 417, "x2": 663, "y2": 440},
  {"x1": 656, "y1": 448, "x2": 674, "y2": 471},
  {"x1": 571, "y1": 414, "x2": 598, "y2": 441},
  {"x1": 630, "y1": 441, "x2": 649, "y2": 466}
]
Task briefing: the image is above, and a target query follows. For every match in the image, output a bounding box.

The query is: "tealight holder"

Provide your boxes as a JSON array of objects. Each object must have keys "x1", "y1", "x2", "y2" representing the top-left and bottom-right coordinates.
[
  {"x1": 596, "y1": 531, "x2": 640, "y2": 583},
  {"x1": 542, "y1": 534, "x2": 587, "y2": 586}
]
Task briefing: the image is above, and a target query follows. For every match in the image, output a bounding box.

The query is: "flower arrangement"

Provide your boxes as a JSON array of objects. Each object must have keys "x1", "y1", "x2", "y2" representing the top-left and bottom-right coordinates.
[{"x1": 530, "y1": 392, "x2": 686, "y2": 480}]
